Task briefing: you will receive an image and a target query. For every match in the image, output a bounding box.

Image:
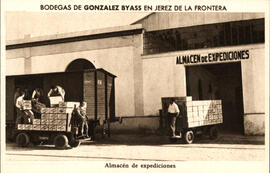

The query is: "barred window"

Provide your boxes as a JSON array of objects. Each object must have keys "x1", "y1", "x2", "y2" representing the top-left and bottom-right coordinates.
[{"x1": 143, "y1": 18, "x2": 264, "y2": 55}]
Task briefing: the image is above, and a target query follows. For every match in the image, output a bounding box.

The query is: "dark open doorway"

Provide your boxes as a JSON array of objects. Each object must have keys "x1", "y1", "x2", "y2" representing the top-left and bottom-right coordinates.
[
  {"x1": 186, "y1": 62, "x2": 244, "y2": 134},
  {"x1": 66, "y1": 59, "x2": 96, "y2": 72}
]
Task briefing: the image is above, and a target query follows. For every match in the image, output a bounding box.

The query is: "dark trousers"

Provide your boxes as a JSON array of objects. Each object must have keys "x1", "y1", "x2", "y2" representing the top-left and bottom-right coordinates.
[
  {"x1": 16, "y1": 109, "x2": 34, "y2": 124},
  {"x1": 80, "y1": 119, "x2": 89, "y2": 136},
  {"x1": 32, "y1": 100, "x2": 46, "y2": 118},
  {"x1": 168, "y1": 113, "x2": 177, "y2": 136}
]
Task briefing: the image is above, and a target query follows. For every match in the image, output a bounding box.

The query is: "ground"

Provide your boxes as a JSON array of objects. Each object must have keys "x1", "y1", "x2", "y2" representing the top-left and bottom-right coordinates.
[
  {"x1": 4, "y1": 133, "x2": 265, "y2": 161},
  {"x1": 3, "y1": 133, "x2": 267, "y2": 173}
]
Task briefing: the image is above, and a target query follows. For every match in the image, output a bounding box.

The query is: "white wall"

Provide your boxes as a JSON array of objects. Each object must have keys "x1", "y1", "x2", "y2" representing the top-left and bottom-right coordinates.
[
  {"x1": 143, "y1": 56, "x2": 186, "y2": 115},
  {"x1": 6, "y1": 57, "x2": 25, "y2": 75},
  {"x1": 241, "y1": 44, "x2": 265, "y2": 135},
  {"x1": 241, "y1": 45, "x2": 265, "y2": 113}
]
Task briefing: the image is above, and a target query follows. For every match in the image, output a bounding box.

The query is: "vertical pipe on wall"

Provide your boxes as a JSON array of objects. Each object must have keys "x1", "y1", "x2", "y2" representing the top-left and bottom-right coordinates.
[
  {"x1": 105, "y1": 74, "x2": 108, "y2": 120},
  {"x1": 94, "y1": 70, "x2": 97, "y2": 120}
]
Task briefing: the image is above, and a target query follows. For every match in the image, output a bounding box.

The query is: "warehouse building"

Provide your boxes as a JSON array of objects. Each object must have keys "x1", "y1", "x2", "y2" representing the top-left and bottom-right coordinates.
[{"x1": 6, "y1": 12, "x2": 265, "y2": 135}]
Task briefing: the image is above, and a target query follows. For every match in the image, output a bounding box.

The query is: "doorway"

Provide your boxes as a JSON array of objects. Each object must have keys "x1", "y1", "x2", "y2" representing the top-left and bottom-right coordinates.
[
  {"x1": 186, "y1": 62, "x2": 244, "y2": 134},
  {"x1": 65, "y1": 58, "x2": 95, "y2": 72}
]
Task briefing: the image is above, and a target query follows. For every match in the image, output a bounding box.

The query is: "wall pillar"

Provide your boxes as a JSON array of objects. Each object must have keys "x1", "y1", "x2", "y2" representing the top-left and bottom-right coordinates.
[
  {"x1": 241, "y1": 46, "x2": 265, "y2": 135},
  {"x1": 133, "y1": 34, "x2": 144, "y2": 116},
  {"x1": 174, "y1": 65, "x2": 187, "y2": 97}
]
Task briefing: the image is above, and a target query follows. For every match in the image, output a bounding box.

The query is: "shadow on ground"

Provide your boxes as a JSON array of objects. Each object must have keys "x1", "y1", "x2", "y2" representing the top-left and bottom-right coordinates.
[
  {"x1": 87, "y1": 133, "x2": 265, "y2": 146},
  {"x1": 6, "y1": 133, "x2": 265, "y2": 151}
]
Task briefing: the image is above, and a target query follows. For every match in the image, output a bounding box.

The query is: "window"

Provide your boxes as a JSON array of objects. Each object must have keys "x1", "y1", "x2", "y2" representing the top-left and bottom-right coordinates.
[{"x1": 143, "y1": 18, "x2": 264, "y2": 55}]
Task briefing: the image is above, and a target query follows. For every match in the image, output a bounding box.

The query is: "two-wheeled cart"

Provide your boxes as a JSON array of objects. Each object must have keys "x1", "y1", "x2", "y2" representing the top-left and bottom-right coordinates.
[{"x1": 162, "y1": 97, "x2": 223, "y2": 144}]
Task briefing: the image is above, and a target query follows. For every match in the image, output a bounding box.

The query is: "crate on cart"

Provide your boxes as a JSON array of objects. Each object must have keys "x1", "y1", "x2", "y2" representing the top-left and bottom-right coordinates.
[
  {"x1": 22, "y1": 100, "x2": 32, "y2": 110},
  {"x1": 161, "y1": 96, "x2": 223, "y2": 144},
  {"x1": 15, "y1": 105, "x2": 79, "y2": 148}
]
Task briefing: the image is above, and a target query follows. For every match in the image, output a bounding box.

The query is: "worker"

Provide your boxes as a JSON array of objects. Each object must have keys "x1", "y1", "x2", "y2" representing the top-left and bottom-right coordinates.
[
  {"x1": 23, "y1": 88, "x2": 31, "y2": 100},
  {"x1": 32, "y1": 88, "x2": 41, "y2": 101},
  {"x1": 47, "y1": 85, "x2": 65, "y2": 101},
  {"x1": 15, "y1": 91, "x2": 34, "y2": 124},
  {"x1": 14, "y1": 87, "x2": 21, "y2": 105},
  {"x1": 14, "y1": 87, "x2": 21, "y2": 119},
  {"x1": 78, "y1": 102, "x2": 89, "y2": 137},
  {"x1": 167, "y1": 98, "x2": 180, "y2": 137},
  {"x1": 31, "y1": 88, "x2": 46, "y2": 118},
  {"x1": 71, "y1": 102, "x2": 89, "y2": 138}
]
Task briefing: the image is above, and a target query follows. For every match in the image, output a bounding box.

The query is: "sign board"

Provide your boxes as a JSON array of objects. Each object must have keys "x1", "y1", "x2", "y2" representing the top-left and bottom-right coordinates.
[{"x1": 176, "y1": 49, "x2": 249, "y2": 65}]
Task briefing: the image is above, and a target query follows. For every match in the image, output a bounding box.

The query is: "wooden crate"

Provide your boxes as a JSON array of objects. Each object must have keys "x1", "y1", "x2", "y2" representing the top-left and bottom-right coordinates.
[{"x1": 161, "y1": 97, "x2": 223, "y2": 129}]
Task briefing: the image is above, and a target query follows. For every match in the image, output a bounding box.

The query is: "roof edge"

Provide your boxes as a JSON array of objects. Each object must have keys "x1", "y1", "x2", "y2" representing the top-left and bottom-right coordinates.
[
  {"x1": 131, "y1": 12, "x2": 155, "y2": 25},
  {"x1": 6, "y1": 68, "x2": 117, "y2": 78},
  {"x1": 6, "y1": 24, "x2": 143, "y2": 46}
]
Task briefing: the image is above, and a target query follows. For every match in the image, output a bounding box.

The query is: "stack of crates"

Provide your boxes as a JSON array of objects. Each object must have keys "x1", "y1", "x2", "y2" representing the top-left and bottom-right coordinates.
[
  {"x1": 17, "y1": 124, "x2": 34, "y2": 130},
  {"x1": 17, "y1": 102, "x2": 81, "y2": 131},
  {"x1": 186, "y1": 100, "x2": 223, "y2": 128},
  {"x1": 39, "y1": 107, "x2": 70, "y2": 131},
  {"x1": 161, "y1": 96, "x2": 223, "y2": 129},
  {"x1": 32, "y1": 119, "x2": 41, "y2": 130}
]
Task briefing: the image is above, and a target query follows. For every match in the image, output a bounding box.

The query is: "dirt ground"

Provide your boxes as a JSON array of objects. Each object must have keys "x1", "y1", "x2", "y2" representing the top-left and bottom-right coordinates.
[
  {"x1": 3, "y1": 133, "x2": 266, "y2": 173},
  {"x1": 5, "y1": 133, "x2": 265, "y2": 161}
]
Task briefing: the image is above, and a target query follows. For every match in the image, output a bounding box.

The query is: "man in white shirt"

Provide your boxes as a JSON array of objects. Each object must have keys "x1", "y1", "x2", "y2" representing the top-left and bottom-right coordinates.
[
  {"x1": 167, "y1": 98, "x2": 180, "y2": 137},
  {"x1": 15, "y1": 92, "x2": 24, "y2": 111}
]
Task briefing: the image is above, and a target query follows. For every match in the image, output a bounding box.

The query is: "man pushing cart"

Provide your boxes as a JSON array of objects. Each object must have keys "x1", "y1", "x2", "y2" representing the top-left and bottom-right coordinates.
[{"x1": 163, "y1": 96, "x2": 223, "y2": 144}]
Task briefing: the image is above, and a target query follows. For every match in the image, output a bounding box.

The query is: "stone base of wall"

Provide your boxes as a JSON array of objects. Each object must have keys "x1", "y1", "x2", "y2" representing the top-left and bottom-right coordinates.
[
  {"x1": 244, "y1": 113, "x2": 265, "y2": 135},
  {"x1": 110, "y1": 116, "x2": 160, "y2": 134}
]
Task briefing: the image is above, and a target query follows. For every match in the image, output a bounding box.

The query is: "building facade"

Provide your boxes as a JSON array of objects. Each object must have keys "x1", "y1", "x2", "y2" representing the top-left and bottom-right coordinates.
[{"x1": 6, "y1": 12, "x2": 265, "y2": 135}]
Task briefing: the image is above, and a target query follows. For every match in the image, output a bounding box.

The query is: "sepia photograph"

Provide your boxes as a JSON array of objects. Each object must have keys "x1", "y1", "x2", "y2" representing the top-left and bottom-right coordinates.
[{"x1": 1, "y1": 1, "x2": 269, "y2": 173}]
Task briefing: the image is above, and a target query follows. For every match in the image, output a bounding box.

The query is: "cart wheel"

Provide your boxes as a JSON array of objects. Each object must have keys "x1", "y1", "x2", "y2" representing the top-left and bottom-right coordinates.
[
  {"x1": 54, "y1": 135, "x2": 68, "y2": 148},
  {"x1": 184, "y1": 130, "x2": 194, "y2": 144},
  {"x1": 69, "y1": 140, "x2": 81, "y2": 148},
  {"x1": 16, "y1": 132, "x2": 30, "y2": 147},
  {"x1": 209, "y1": 126, "x2": 218, "y2": 140}
]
